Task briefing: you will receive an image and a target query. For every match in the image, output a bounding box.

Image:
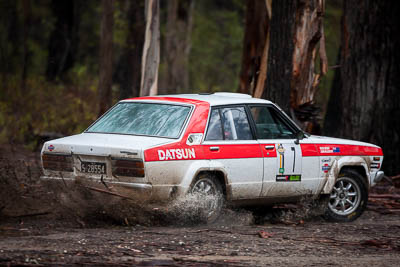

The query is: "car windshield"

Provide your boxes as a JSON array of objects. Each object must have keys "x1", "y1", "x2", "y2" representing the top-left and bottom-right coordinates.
[{"x1": 86, "y1": 102, "x2": 191, "y2": 138}]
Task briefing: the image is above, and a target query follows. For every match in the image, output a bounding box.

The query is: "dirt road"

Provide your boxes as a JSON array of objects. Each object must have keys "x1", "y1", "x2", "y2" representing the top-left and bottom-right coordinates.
[
  {"x1": 1, "y1": 145, "x2": 399, "y2": 266},
  {"x1": 1, "y1": 210, "x2": 399, "y2": 266}
]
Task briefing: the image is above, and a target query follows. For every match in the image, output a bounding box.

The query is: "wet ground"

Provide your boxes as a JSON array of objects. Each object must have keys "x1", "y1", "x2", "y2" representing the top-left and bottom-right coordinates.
[
  {"x1": 1, "y1": 210, "x2": 399, "y2": 266},
  {"x1": 1, "y1": 145, "x2": 399, "y2": 266}
]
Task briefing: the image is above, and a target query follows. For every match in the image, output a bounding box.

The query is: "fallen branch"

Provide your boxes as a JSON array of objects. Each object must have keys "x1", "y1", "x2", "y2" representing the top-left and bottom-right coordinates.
[
  {"x1": 368, "y1": 199, "x2": 400, "y2": 207},
  {"x1": 390, "y1": 175, "x2": 400, "y2": 180},
  {"x1": 289, "y1": 236, "x2": 359, "y2": 246},
  {"x1": 188, "y1": 229, "x2": 257, "y2": 236},
  {"x1": 141, "y1": 231, "x2": 176, "y2": 236},
  {"x1": 84, "y1": 186, "x2": 135, "y2": 201},
  {"x1": 9, "y1": 211, "x2": 52, "y2": 218},
  {"x1": 367, "y1": 206, "x2": 393, "y2": 214},
  {"x1": 369, "y1": 194, "x2": 400, "y2": 199}
]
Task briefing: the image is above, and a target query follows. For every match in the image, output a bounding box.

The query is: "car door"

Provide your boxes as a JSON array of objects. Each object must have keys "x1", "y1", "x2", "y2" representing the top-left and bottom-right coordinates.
[
  {"x1": 249, "y1": 105, "x2": 314, "y2": 197},
  {"x1": 202, "y1": 106, "x2": 264, "y2": 200}
]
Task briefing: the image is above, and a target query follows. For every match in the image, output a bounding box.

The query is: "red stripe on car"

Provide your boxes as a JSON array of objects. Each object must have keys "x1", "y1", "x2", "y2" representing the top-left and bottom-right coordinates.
[
  {"x1": 301, "y1": 144, "x2": 383, "y2": 157},
  {"x1": 202, "y1": 144, "x2": 264, "y2": 159}
]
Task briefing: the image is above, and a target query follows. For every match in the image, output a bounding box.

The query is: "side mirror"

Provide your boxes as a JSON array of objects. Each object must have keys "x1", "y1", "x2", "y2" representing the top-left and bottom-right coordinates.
[{"x1": 294, "y1": 131, "x2": 304, "y2": 144}]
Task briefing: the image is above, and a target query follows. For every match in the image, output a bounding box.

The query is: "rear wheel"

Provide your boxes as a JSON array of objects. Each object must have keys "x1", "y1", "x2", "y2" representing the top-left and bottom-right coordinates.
[
  {"x1": 324, "y1": 170, "x2": 368, "y2": 222},
  {"x1": 190, "y1": 174, "x2": 224, "y2": 223}
]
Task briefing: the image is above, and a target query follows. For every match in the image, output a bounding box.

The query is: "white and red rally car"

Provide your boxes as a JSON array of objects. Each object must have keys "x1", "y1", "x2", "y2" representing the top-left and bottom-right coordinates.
[{"x1": 41, "y1": 93, "x2": 384, "y2": 222}]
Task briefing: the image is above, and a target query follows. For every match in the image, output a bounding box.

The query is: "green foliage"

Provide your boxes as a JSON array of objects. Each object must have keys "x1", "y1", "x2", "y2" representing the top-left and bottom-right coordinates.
[
  {"x1": 0, "y1": 0, "x2": 102, "y2": 148},
  {"x1": 0, "y1": 0, "x2": 342, "y2": 149},
  {"x1": 0, "y1": 74, "x2": 98, "y2": 147},
  {"x1": 113, "y1": 1, "x2": 129, "y2": 50},
  {"x1": 189, "y1": 0, "x2": 245, "y2": 93}
]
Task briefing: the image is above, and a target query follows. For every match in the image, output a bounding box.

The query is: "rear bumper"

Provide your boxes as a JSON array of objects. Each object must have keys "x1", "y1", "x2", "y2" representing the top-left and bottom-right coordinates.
[
  {"x1": 41, "y1": 175, "x2": 153, "y2": 201},
  {"x1": 40, "y1": 176, "x2": 185, "y2": 202}
]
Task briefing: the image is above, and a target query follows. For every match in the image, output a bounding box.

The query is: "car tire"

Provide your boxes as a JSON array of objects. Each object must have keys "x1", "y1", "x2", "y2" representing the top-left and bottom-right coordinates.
[
  {"x1": 190, "y1": 174, "x2": 224, "y2": 224},
  {"x1": 323, "y1": 170, "x2": 368, "y2": 222}
]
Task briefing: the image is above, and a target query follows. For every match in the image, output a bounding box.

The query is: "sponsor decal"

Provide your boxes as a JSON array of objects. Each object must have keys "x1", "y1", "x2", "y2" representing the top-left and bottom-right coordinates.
[
  {"x1": 277, "y1": 144, "x2": 285, "y2": 174},
  {"x1": 370, "y1": 163, "x2": 380, "y2": 169},
  {"x1": 321, "y1": 158, "x2": 331, "y2": 163},
  {"x1": 276, "y1": 175, "x2": 301, "y2": 182},
  {"x1": 373, "y1": 157, "x2": 380, "y2": 162},
  {"x1": 322, "y1": 163, "x2": 330, "y2": 173},
  {"x1": 48, "y1": 145, "x2": 55, "y2": 151},
  {"x1": 158, "y1": 148, "x2": 196, "y2": 161},
  {"x1": 320, "y1": 146, "x2": 340, "y2": 154}
]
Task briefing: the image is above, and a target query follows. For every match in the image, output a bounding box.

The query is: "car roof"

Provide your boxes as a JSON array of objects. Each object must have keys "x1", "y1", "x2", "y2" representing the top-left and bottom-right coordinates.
[{"x1": 123, "y1": 92, "x2": 273, "y2": 106}]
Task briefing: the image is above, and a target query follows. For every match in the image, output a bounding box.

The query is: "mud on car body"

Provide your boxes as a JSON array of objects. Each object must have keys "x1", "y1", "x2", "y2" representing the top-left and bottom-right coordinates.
[{"x1": 41, "y1": 93, "x2": 384, "y2": 223}]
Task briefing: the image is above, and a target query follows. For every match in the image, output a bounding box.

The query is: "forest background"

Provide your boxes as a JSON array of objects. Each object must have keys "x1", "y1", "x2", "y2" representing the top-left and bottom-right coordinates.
[{"x1": 0, "y1": 0, "x2": 398, "y2": 176}]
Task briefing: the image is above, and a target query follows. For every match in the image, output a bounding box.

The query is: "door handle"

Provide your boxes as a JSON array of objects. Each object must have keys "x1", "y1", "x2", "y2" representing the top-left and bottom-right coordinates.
[
  {"x1": 265, "y1": 145, "x2": 275, "y2": 150},
  {"x1": 209, "y1": 146, "x2": 220, "y2": 151}
]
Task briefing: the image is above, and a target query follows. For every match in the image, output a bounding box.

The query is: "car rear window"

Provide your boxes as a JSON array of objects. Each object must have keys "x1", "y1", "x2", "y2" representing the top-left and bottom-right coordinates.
[{"x1": 86, "y1": 102, "x2": 191, "y2": 138}]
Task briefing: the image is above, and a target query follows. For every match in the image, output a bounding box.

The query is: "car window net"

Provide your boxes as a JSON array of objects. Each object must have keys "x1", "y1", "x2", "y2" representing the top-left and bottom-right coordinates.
[{"x1": 87, "y1": 102, "x2": 191, "y2": 138}]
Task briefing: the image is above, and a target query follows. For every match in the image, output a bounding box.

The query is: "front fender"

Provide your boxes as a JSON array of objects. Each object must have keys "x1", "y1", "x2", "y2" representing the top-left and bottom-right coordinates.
[{"x1": 322, "y1": 156, "x2": 369, "y2": 194}]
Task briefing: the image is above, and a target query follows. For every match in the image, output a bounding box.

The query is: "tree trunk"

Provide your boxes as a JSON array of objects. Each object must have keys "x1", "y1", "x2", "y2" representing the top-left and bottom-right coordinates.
[
  {"x1": 98, "y1": 0, "x2": 114, "y2": 116},
  {"x1": 253, "y1": 0, "x2": 272, "y2": 99},
  {"x1": 21, "y1": 0, "x2": 32, "y2": 91},
  {"x1": 324, "y1": 1, "x2": 400, "y2": 175},
  {"x1": 291, "y1": 0, "x2": 327, "y2": 107},
  {"x1": 140, "y1": 0, "x2": 160, "y2": 96},
  {"x1": 239, "y1": 0, "x2": 270, "y2": 96},
  {"x1": 0, "y1": 0, "x2": 19, "y2": 78},
  {"x1": 323, "y1": 49, "x2": 341, "y2": 136},
  {"x1": 263, "y1": 0, "x2": 326, "y2": 133},
  {"x1": 114, "y1": 0, "x2": 145, "y2": 99},
  {"x1": 263, "y1": 0, "x2": 297, "y2": 114},
  {"x1": 159, "y1": 0, "x2": 194, "y2": 94},
  {"x1": 46, "y1": 0, "x2": 81, "y2": 81}
]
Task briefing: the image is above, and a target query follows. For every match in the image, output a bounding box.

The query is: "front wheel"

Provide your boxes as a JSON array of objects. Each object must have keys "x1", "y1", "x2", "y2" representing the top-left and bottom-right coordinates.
[
  {"x1": 324, "y1": 170, "x2": 368, "y2": 222},
  {"x1": 190, "y1": 174, "x2": 224, "y2": 223}
]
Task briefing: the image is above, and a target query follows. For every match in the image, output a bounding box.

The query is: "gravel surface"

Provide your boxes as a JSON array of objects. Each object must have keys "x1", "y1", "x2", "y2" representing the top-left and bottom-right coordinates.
[{"x1": 1, "y1": 144, "x2": 399, "y2": 266}]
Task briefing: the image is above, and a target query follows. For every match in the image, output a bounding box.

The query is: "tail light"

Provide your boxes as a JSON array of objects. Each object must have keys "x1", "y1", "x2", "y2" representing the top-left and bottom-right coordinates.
[
  {"x1": 111, "y1": 158, "x2": 145, "y2": 177},
  {"x1": 42, "y1": 153, "x2": 73, "y2": 172}
]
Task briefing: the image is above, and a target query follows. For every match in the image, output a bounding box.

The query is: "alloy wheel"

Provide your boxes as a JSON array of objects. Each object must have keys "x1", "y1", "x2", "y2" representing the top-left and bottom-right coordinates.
[{"x1": 328, "y1": 177, "x2": 361, "y2": 216}]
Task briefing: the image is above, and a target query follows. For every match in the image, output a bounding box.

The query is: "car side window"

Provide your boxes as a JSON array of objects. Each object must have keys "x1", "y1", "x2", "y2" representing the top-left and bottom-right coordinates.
[
  {"x1": 250, "y1": 106, "x2": 295, "y2": 139},
  {"x1": 205, "y1": 106, "x2": 253, "y2": 141},
  {"x1": 220, "y1": 107, "x2": 253, "y2": 140},
  {"x1": 205, "y1": 109, "x2": 223, "y2": 141}
]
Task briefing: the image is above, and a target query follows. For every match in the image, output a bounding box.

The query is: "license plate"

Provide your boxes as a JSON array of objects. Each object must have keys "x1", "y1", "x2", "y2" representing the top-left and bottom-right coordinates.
[{"x1": 81, "y1": 161, "x2": 106, "y2": 174}]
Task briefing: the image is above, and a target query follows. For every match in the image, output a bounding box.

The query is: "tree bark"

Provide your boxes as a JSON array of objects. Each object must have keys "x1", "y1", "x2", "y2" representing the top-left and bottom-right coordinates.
[
  {"x1": 159, "y1": 0, "x2": 194, "y2": 95},
  {"x1": 239, "y1": 0, "x2": 270, "y2": 96},
  {"x1": 46, "y1": 0, "x2": 81, "y2": 81},
  {"x1": 253, "y1": 0, "x2": 272, "y2": 99},
  {"x1": 324, "y1": 1, "x2": 400, "y2": 175},
  {"x1": 263, "y1": 0, "x2": 326, "y2": 133},
  {"x1": 114, "y1": 0, "x2": 145, "y2": 99},
  {"x1": 140, "y1": 0, "x2": 160, "y2": 96},
  {"x1": 98, "y1": 0, "x2": 114, "y2": 116},
  {"x1": 291, "y1": 0, "x2": 327, "y2": 107},
  {"x1": 263, "y1": 0, "x2": 298, "y2": 114}
]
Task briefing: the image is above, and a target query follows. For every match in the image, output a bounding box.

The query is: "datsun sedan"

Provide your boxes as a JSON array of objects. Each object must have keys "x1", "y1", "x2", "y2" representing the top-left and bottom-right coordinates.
[{"x1": 41, "y1": 93, "x2": 384, "y2": 223}]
